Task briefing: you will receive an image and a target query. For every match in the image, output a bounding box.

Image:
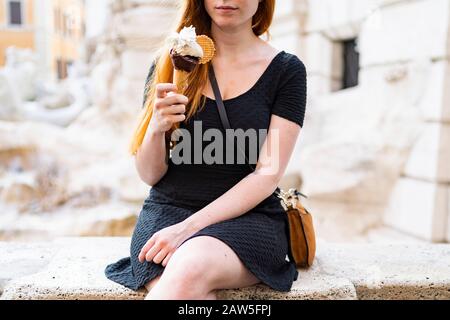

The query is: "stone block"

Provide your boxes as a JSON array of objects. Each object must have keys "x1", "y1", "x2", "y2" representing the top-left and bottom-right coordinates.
[
  {"x1": 383, "y1": 177, "x2": 448, "y2": 242},
  {"x1": 359, "y1": 0, "x2": 450, "y2": 66},
  {"x1": 0, "y1": 242, "x2": 57, "y2": 295},
  {"x1": 404, "y1": 122, "x2": 450, "y2": 183}
]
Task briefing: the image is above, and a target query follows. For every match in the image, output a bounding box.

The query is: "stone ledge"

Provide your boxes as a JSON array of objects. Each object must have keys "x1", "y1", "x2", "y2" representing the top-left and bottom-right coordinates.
[
  {"x1": 0, "y1": 241, "x2": 58, "y2": 296},
  {"x1": 1, "y1": 237, "x2": 449, "y2": 300}
]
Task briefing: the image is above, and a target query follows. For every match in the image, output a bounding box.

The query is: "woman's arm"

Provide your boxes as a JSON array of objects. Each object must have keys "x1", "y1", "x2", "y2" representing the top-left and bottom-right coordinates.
[
  {"x1": 183, "y1": 114, "x2": 301, "y2": 232},
  {"x1": 135, "y1": 127, "x2": 169, "y2": 187},
  {"x1": 135, "y1": 84, "x2": 188, "y2": 187},
  {"x1": 138, "y1": 115, "x2": 301, "y2": 265}
]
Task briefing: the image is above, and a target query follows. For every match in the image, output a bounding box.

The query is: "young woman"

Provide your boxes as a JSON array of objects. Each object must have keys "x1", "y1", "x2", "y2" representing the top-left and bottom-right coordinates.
[{"x1": 105, "y1": 0, "x2": 307, "y2": 300}]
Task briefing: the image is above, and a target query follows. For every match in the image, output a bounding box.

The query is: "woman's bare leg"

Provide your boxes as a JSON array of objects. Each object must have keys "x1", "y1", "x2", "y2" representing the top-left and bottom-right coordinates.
[{"x1": 145, "y1": 236, "x2": 260, "y2": 300}]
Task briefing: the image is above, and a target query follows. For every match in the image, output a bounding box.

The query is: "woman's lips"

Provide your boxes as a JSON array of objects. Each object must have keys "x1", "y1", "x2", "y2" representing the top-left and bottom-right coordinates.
[{"x1": 215, "y1": 6, "x2": 238, "y2": 13}]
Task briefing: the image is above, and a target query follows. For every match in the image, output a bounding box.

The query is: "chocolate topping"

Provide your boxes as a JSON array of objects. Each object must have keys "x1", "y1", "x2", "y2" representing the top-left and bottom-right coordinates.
[{"x1": 170, "y1": 48, "x2": 200, "y2": 72}]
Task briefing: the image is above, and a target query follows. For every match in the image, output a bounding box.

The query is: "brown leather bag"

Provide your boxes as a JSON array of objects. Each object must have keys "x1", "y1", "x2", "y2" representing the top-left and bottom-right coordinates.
[
  {"x1": 208, "y1": 64, "x2": 317, "y2": 269},
  {"x1": 276, "y1": 189, "x2": 316, "y2": 268}
]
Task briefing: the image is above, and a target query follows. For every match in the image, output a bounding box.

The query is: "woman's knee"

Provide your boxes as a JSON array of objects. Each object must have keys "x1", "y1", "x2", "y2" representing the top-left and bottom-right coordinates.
[
  {"x1": 163, "y1": 250, "x2": 212, "y2": 287},
  {"x1": 155, "y1": 238, "x2": 220, "y2": 292},
  {"x1": 155, "y1": 235, "x2": 261, "y2": 294},
  {"x1": 148, "y1": 259, "x2": 212, "y2": 299}
]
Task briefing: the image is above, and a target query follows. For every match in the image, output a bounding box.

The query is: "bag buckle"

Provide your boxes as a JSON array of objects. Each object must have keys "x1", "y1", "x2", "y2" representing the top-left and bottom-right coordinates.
[{"x1": 276, "y1": 188, "x2": 308, "y2": 211}]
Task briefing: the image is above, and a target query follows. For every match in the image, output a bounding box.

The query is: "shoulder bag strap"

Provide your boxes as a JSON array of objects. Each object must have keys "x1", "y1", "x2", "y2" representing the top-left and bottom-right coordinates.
[
  {"x1": 208, "y1": 63, "x2": 308, "y2": 200},
  {"x1": 208, "y1": 63, "x2": 256, "y2": 171},
  {"x1": 208, "y1": 63, "x2": 286, "y2": 199}
]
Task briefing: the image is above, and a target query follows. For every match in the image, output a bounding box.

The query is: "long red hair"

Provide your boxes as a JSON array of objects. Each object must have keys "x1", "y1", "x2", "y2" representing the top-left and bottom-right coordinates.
[{"x1": 128, "y1": 0, "x2": 276, "y2": 156}]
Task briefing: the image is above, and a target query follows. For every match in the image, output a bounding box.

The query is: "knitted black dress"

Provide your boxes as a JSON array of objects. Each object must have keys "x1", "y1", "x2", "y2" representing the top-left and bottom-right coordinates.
[{"x1": 104, "y1": 50, "x2": 307, "y2": 292}]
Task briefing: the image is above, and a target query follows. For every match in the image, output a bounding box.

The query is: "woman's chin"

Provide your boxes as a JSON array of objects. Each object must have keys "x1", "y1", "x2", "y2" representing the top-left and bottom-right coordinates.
[{"x1": 213, "y1": 19, "x2": 241, "y2": 30}]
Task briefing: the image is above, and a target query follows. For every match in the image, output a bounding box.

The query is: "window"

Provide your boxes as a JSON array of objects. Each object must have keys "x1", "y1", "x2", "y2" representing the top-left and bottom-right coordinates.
[
  {"x1": 8, "y1": 0, "x2": 23, "y2": 26},
  {"x1": 56, "y1": 59, "x2": 68, "y2": 80},
  {"x1": 66, "y1": 60, "x2": 74, "y2": 77},
  {"x1": 54, "y1": 8, "x2": 61, "y2": 33},
  {"x1": 342, "y1": 38, "x2": 360, "y2": 89},
  {"x1": 62, "y1": 12, "x2": 72, "y2": 38},
  {"x1": 331, "y1": 37, "x2": 360, "y2": 91}
]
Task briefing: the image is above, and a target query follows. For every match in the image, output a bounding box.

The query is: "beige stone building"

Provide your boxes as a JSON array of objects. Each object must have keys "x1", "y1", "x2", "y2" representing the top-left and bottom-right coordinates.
[{"x1": 0, "y1": 0, "x2": 85, "y2": 80}]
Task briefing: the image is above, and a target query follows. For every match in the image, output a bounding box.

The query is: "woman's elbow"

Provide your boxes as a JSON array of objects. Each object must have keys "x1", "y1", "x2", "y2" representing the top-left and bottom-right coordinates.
[
  {"x1": 138, "y1": 168, "x2": 167, "y2": 187},
  {"x1": 251, "y1": 169, "x2": 282, "y2": 191},
  {"x1": 138, "y1": 174, "x2": 158, "y2": 187},
  {"x1": 135, "y1": 163, "x2": 165, "y2": 187}
]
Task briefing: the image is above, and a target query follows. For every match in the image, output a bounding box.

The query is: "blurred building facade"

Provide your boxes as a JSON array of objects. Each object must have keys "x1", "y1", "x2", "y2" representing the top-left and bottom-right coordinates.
[
  {"x1": 50, "y1": 0, "x2": 450, "y2": 242},
  {"x1": 85, "y1": 0, "x2": 450, "y2": 243},
  {"x1": 269, "y1": 0, "x2": 450, "y2": 243},
  {"x1": 0, "y1": 0, "x2": 448, "y2": 244},
  {"x1": 0, "y1": 0, "x2": 85, "y2": 80}
]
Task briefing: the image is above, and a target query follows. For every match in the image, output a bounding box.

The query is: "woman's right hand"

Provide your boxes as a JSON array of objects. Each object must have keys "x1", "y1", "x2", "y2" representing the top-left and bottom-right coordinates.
[{"x1": 148, "y1": 83, "x2": 188, "y2": 135}]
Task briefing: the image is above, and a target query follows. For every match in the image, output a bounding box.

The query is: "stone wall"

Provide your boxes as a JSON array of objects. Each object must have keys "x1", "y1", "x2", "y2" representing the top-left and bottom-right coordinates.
[
  {"x1": 271, "y1": 0, "x2": 450, "y2": 242},
  {"x1": 0, "y1": 1, "x2": 180, "y2": 240}
]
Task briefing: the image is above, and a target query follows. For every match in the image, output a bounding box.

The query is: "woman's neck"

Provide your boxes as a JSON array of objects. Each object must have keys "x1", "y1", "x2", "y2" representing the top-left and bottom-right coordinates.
[{"x1": 211, "y1": 22, "x2": 261, "y2": 60}]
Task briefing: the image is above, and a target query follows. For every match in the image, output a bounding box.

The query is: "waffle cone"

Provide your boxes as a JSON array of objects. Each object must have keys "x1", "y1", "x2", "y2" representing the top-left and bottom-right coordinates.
[{"x1": 173, "y1": 69, "x2": 190, "y2": 93}]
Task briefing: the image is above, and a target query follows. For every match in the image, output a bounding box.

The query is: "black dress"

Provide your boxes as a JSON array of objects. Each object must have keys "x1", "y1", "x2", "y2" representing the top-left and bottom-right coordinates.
[{"x1": 104, "y1": 50, "x2": 307, "y2": 292}]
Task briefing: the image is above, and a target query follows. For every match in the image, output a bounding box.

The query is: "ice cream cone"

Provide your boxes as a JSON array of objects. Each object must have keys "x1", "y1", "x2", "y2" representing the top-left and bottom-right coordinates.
[
  {"x1": 167, "y1": 26, "x2": 216, "y2": 93},
  {"x1": 173, "y1": 69, "x2": 190, "y2": 93},
  {"x1": 130, "y1": 27, "x2": 215, "y2": 156}
]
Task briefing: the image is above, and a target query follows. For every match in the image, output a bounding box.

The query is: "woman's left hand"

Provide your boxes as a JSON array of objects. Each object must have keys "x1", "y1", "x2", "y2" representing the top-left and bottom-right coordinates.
[{"x1": 138, "y1": 221, "x2": 198, "y2": 267}]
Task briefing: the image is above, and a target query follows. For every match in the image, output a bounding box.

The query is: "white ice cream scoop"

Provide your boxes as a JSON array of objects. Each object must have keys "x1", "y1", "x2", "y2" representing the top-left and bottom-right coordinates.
[{"x1": 166, "y1": 25, "x2": 204, "y2": 58}]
